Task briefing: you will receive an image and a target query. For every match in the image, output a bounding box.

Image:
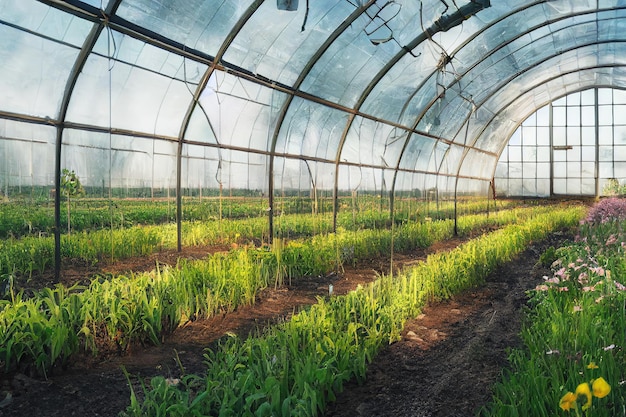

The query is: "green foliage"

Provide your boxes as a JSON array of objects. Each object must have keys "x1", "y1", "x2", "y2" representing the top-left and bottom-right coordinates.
[
  {"x1": 120, "y1": 206, "x2": 583, "y2": 417},
  {"x1": 60, "y1": 169, "x2": 84, "y2": 200},
  {"x1": 0, "y1": 202, "x2": 573, "y2": 380},
  {"x1": 480, "y1": 203, "x2": 626, "y2": 416},
  {"x1": 538, "y1": 246, "x2": 558, "y2": 268},
  {"x1": 0, "y1": 202, "x2": 543, "y2": 278}
]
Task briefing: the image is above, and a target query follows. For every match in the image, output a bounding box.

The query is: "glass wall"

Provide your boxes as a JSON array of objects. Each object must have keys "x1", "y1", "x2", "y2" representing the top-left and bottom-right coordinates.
[{"x1": 495, "y1": 88, "x2": 626, "y2": 197}]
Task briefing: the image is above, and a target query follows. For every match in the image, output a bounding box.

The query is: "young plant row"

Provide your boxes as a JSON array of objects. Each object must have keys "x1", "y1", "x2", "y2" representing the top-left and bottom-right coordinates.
[
  {"x1": 0, "y1": 202, "x2": 539, "y2": 279},
  {"x1": 480, "y1": 198, "x2": 626, "y2": 416},
  {"x1": 0, "y1": 198, "x2": 266, "y2": 240},
  {"x1": 120, "y1": 206, "x2": 585, "y2": 417},
  {"x1": 1, "y1": 196, "x2": 519, "y2": 240},
  {"x1": 0, "y1": 205, "x2": 558, "y2": 376}
]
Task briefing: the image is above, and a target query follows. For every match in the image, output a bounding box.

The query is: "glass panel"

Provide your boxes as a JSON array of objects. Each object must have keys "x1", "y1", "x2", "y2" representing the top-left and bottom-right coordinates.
[
  {"x1": 68, "y1": 31, "x2": 207, "y2": 136},
  {"x1": 458, "y1": 151, "x2": 496, "y2": 179},
  {"x1": 223, "y1": 0, "x2": 352, "y2": 86},
  {"x1": 182, "y1": 144, "x2": 228, "y2": 192},
  {"x1": 117, "y1": 0, "x2": 251, "y2": 57},
  {"x1": 198, "y1": 72, "x2": 283, "y2": 151},
  {"x1": 398, "y1": 134, "x2": 437, "y2": 171},
  {"x1": 78, "y1": 0, "x2": 110, "y2": 8},
  {"x1": 537, "y1": 162, "x2": 550, "y2": 178},
  {"x1": 598, "y1": 105, "x2": 613, "y2": 125},
  {"x1": 342, "y1": 118, "x2": 405, "y2": 167},
  {"x1": 363, "y1": 55, "x2": 438, "y2": 127},
  {"x1": 1, "y1": 0, "x2": 92, "y2": 46},
  {"x1": 276, "y1": 97, "x2": 349, "y2": 160},
  {"x1": 275, "y1": 157, "x2": 334, "y2": 194},
  {"x1": 0, "y1": 24, "x2": 79, "y2": 117},
  {"x1": 0, "y1": 120, "x2": 56, "y2": 198}
]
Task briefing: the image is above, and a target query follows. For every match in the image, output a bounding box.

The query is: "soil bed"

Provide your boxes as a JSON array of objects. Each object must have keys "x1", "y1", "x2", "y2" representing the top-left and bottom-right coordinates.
[{"x1": 0, "y1": 233, "x2": 568, "y2": 417}]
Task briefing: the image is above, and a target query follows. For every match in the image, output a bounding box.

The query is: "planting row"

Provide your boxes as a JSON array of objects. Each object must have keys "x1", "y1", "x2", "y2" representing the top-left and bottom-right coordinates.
[
  {"x1": 0, "y1": 205, "x2": 565, "y2": 377},
  {"x1": 0, "y1": 202, "x2": 532, "y2": 279},
  {"x1": 0, "y1": 197, "x2": 518, "y2": 240},
  {"x1": 480, "y1": 197, "x2": 626, "y2": 416},
  {"x1": 120, "y1": 206, "x2": 585, "y2": 416}
]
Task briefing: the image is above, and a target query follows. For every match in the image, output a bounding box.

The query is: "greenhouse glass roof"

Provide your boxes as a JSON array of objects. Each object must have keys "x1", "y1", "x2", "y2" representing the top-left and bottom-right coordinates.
[{"x1": 1, "y1": 0, "x2": 625, "y2": 196}]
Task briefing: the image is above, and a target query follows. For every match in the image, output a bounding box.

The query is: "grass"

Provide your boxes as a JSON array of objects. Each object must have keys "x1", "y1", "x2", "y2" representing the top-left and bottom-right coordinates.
[
  {"x1": 480, "y1": 198, "x2": 626, "y2": 416},
  {"x1": 119, "y1": 205, "x2": 584, "y2": 417}
]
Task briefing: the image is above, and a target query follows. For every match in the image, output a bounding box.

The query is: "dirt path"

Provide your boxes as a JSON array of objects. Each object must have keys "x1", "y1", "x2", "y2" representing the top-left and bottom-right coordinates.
[
  {"x1": 325, "y1": 235, "x2": 563, "y2": 417},
  {"x1": 0, "y1": 234, "x2": 565, "y2": 417}
]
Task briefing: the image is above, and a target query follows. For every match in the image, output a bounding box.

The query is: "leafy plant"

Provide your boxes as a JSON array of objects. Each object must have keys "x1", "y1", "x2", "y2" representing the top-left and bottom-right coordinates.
[
  {"x1": 480, "y1": 200, "x2": 626, "y2": 416},
  {"x1": 60, "y1": 169, "x2": 84, "y2": 235},
  {"x1": 121, "y1": 206, "x2": 584, "y2": 417}
]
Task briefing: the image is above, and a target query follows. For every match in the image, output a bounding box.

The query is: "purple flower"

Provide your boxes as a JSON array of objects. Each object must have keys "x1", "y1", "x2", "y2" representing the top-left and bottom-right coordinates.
[{"x1": 583, "y1": 197, "x2": 626, "y2": 224}]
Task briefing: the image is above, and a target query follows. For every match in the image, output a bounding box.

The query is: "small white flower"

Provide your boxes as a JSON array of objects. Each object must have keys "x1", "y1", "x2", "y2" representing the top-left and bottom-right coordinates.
[{"x1": 165, "y1": 377, "x2": 180, "y2": 386}]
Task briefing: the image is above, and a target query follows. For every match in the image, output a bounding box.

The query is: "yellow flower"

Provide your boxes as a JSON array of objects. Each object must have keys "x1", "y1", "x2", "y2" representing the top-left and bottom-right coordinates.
[
  {"x1": 559, "y1": 391, "x2": 577, "y2": 411},
  {"x1": 587, "y1": 362, "x2": 599, "y2": 369},
  {"x1": 592, "y1": 377, "x2": 611, "y2": 398},
  {"x1": 576, "y1": 382, "x2": 592, "y2": 410}
]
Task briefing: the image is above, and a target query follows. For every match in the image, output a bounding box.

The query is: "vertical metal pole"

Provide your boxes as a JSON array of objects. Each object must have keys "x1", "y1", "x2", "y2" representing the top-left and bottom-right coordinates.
[
  {"x1": 54, "y1": 127, "x2": 62, "y2": 282},
  {"x1": 549, "y1": 102, "x2": 554, "y2": 196},
  {"x1": 453, "y1": 177, "x2": 458, "y2": 236},
  {"x1": 594, "y1": 87, "x2": 600, "y2": 198},
  {"x1": 268, "y1": 157, "x2": 274, "y2": 245},
  {"x1": 176, "y1": 141, "x2": 182, "y2": 252}
]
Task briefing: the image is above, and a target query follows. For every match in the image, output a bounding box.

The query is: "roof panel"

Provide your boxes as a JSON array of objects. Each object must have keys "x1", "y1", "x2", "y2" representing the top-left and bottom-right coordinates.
[
  {"x1": 275, "y1": 97, "x2": 348, "y2": 161},
  {"x1": 198, "y1": 72, "x2": 280, "y2": 151},
  {"x1": 67, "y1": 30, "x2": 204, "y2": 136},
  {"x1": 0, "y1": 24, "x2": 79, "y2": 118},
  {"x1": 117, "y1": 0, "x2": 250, "y2": 57},
  {"x1": 341, "y1": 117, "x2": 404, "y2": 167},
  {"x1": 223, "y1": 0, "x2": 353, "y2": 86},
  {"x1": 1, "y1": 0, "x2": 90, "y2": 45}
]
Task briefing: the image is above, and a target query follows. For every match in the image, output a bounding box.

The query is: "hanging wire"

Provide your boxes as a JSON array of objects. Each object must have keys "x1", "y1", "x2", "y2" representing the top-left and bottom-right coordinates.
[
  {"x1": 102, "y1": 6, "x2": 116, "y2": 259},
  {"x1": 301, "y1": 0, "x2": 310, "y2": 31}
]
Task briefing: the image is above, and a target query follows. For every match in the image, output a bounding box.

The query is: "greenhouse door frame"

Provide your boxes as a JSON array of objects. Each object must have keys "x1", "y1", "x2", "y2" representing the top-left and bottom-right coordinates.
[{"x1": 549, "y1": 88, "x2": 600, "y2": 198}]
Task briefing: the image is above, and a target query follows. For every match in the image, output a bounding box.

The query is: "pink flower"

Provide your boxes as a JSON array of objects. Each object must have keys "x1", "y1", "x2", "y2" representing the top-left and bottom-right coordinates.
[
  {"x1": 555, "y1": 268, "x2": 568, "y2": 279},
  {"x1": 615, "y1": 281, "x2": 626, "y2": 291},
  {"x1": 606, "y1": 234, "x2": 618, "y2": 245},
  {"x1": 535, "y1": 284, "x2": 549, "y2": 291},
  {"x1": 573, "y1": 305, "x2": 583, "y2": 312}
]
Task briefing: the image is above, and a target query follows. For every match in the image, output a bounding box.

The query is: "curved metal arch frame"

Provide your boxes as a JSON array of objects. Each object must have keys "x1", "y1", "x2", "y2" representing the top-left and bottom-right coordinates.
[
  {"x1": 50, "y1": 0, "x2": 124, "y2": 280},
  {"x1": 384, "y1": 1, "x2": 549, "y2": 216},
  {"x1": 14, "y1": 0, "x2": 626, "y2": 276},
  {"x1": 175, "y1": 0, "x2": 265, "y2": 251},
  {"x1": 266, "y1": 0, "x2": 378, "y2": 241},
  {"x1": 433, "y1": 6, "x2": 624, "y2": 146},
  {"x1": 480, "y1": 67, "x2": 626, "y2": 184},
  {"x1": 396, "y1": 4, "x2": 622, "y2": 203},
  {"x1": 407, "y1": 5, "x2": 625, "y2": 219},
  {"x1": 456, "y1": 42, "x2": 626, "y2": 185},
  {"x1": 329, "y1": 0, "x2": 495, "y2": 227}
]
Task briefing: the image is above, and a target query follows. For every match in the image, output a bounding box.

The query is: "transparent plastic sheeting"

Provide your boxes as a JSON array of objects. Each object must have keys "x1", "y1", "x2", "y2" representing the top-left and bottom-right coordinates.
[{"x1": 1, "y1": 0, "x2": 626, "y2": 197}]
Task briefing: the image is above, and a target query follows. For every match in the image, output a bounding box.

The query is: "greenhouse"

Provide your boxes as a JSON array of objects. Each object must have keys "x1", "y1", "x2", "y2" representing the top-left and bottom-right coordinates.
[{"x1": 1, "y1": 1, "x2": 626, "y2": 416}]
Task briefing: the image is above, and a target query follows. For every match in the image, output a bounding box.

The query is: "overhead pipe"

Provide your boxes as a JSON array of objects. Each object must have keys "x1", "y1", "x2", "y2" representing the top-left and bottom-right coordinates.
[{"x1": 434, "y1": 0, "x2": 491, "y2": 33}]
